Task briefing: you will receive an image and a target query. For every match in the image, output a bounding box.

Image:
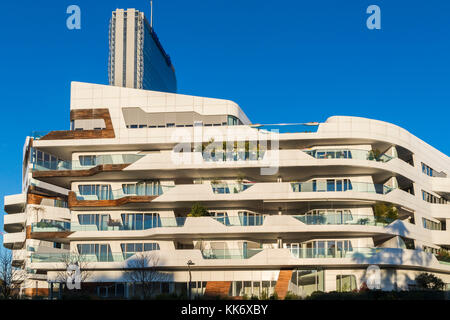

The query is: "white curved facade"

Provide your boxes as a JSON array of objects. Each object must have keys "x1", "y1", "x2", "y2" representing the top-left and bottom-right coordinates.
[{"x1": 4, "y1": 81, "x2": 450, "y2": 298}]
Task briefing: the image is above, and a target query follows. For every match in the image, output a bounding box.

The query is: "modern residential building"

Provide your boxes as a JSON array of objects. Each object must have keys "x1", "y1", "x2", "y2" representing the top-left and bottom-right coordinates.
[
  {"x1": 108, "y1": 8, "x2": 177, "y2": 93},
  {"x1": 3, "y1": 81, "x2": 450, "y2": 298}
]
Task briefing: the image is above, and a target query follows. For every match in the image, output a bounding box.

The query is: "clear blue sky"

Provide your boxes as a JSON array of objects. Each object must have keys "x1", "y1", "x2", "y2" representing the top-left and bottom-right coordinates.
[{"x1": 1, "y1": 0, "x2": 449, "y2": 239}]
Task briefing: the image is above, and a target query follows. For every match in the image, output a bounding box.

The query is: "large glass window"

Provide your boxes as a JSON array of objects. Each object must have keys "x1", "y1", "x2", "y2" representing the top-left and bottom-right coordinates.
[
  {"x1": 336, "y1": 275, "x2": 357, "y2": 292},
  {"x1": 77, "y1": 244, "x2": 112, "y2": 262},
  {"x1": 121, "y1": 213, "x2": 161, "y2": 230},
  {"x1": 122, "y1": 181, "x2": 162, "y2": 196},
  {"x1": 78, "y1": 184, "x2": 112, "y2": 200},
  {"x1": 238, "y1": 211, "x2": 264, "y2": 226},
  {"x1": 79, "y1": 155, "x2": 97, "y2": 166},
  {"x1": 120, "y1": 242, "x2": 160, "y2": 259}
]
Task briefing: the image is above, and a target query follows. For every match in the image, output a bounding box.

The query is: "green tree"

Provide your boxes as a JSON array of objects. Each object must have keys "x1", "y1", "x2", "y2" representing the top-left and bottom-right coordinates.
[{"x1": 415, "y1": 273, "x2": 445, "y2": 291}]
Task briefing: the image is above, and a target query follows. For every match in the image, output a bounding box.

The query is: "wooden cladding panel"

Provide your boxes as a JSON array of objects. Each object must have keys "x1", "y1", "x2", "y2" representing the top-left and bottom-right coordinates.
[
  {"x1": 68, "y1": 191, "x2": 157, "y2": 208},
  {"x1": 23, "y1": 288, "x2": 49, "y2": 297},
  {"x1": 274, "y1": 269, "x2": 293, "y2": 300},
  {"x1": 204, "y1": 281, "x2": 231, "y2": 297},
  {"x1": 33, "y1": 163, "x2": 130, "y2": 178},
  {"x1": 40, "y1": 108, "x2": 115, "y2": 140},
  {"x1": 30, "y1": 231, "x2": 73, "y2": 240}
]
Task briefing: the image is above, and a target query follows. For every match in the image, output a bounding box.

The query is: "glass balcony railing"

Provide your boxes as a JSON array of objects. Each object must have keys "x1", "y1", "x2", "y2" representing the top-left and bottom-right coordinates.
[
  {"x1": 212, "y1": 215, "x2": 265, "y2": 226},
  {"x1": 31, "y1": 221, "x2": 71, "y2": 232},
  {"x1": 212, "y1": 183, "x2": 254, "y2": 194},
  {"x1": 30, "y1": 252, "x2": 129, "y2": 263},
  {"x1": 203, "y1": 150, "x2": 266, "y2": 162},
  {"x1": 70, "y1": 216, "x2": 266, "y2": 231},
  {"x1": 75, "y1": 185, "x2": 174, "y2": 201},
  {"x1": 291, "y1": 181, "x2": 393, "y2": 195},
  {"x1": 288, "y1": 247, "x2": 385, "y2": 259},
  {"x1": 201, "y1": 248, "x2": 264, "y2": 259},
  {"x1": 304, "y1": 149, "x2": 393, "y2": 163},
  {"x1": 293, "y1": 214, "x2": 393, "y2": 226},
  {"x1": 31, "y1": 131, "x2": 50, "y2": 140},
  {"x1": 70, "y1": 217, "x2": 187, "y2": 231},
  {"x1": 32, "y1": 154, "x2": 145, "y2": 171}
]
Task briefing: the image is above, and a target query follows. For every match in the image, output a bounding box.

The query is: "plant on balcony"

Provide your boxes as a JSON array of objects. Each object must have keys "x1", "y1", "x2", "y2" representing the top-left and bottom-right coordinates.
[
  {"x1": 187, "y1": 202, "x2": 210, "y2": 217},
  {"x1": 373, "y1": 203, "x2": 398, "y2": 224},
  {"x1": 367, "y1": 148, "x2": 382, "y2": 161},
  {"x1": 436, "y1": 249, "x2": 450, "y2": 263},
  {"x1": 414, "y1": 272, "x2": 445, "y2": 291}
]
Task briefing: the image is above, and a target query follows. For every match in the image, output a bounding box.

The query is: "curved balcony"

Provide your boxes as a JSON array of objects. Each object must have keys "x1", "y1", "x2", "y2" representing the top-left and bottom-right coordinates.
[
  {"x1": 69, "y1": 184, "x2": 174, "y2": 208},
  {"x1": 29, "y1": 220, "x2": 73, "y2": 240},
  {"x1": 303, "y1": 149, "x2": 393, "y2": 162}
]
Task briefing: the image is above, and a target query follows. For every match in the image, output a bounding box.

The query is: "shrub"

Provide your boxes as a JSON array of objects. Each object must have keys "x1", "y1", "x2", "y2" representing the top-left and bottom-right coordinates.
[
  {"x1": 414, "y1": 273, "x2": 445, "y2": 291},
  {"x1": 373, "y1": 203, "x2": 398, "y2": 224},
  {"x1": 284, "y1": 291, "x2": 301, "y2": 300},
  {"x1": 187, "y1": 202, "x2": 209, "y2": 217}
]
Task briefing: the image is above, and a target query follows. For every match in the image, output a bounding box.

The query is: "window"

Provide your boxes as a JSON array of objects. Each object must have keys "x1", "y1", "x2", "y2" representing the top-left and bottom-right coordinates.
[
  {"x1": 227, "y1": 115, "x2": 242, "y2": 126},
  {"x1": 210, "y1": 212, "x2": 230, "y2": 225},
  {"x1": 79, "y1": 155, "x2": 97, "y2": 166},
  {"x1": 120, "y1": 242, "x2": 160, "y2": 259},
  {"x1": 122, "y1": 181, "x2": 162, "y2": 196},
  {"x1": 336, "y1": 275, "x2": 357, "y2": 292},
  {"x1": 422, "y1": 217, "x2": 442, "y2": 230},
  {"x1": 238, "y1": 211, "x2": 264, "y2": 226},
  {"x1": 121, "y1": 213, "x2": 161, "y2": 230},
  {"x1": 422, "y1": 162, "x2": 435, "y2": 177},
  {"x1": 78, "y1": 214, "x2": 110, "y2": 231},
  {"x1": 77, "y1": 244, "x2": 112, "y2": 262},
  {"x1": 422, "y1": 190, "x2": 447, "y2": 204},
  {"x1": 78, "y1": 184, "x2": 112, "y2": 200}
]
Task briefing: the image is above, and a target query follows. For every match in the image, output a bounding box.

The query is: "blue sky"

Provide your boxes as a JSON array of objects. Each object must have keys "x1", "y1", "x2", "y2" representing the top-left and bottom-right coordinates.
[{"x1": 1, "y1": 0, "x2": 449, "y2": 240}]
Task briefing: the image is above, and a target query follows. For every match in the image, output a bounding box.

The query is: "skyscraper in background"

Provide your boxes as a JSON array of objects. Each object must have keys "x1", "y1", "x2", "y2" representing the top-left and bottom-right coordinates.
[{"x1": 108, "y1": 8, "x2": 177, "y2": 93}]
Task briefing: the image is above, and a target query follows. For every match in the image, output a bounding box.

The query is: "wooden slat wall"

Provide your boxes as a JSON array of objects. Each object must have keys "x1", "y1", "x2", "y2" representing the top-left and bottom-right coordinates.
[
  {"x1": 274, "y1": 269, "x2": 293, "y2": 299},
  {"x1": 68, "y1": 191, "x2": 157, "y2": 208},
  {"x1": 204, "y1": 281, "x2": 232, "y2": 298},
  {"x1": 40, "y1": 109, "x2": 115, "y2": 140},
  {"x1": 33, "y1": 163, "x2": 130, "y2": 178}
]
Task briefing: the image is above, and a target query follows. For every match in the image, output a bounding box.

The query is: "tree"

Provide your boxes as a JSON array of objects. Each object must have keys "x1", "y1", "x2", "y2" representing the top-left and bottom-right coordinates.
[
  {"x1": 373, "y1": 203, "x2": 398, "y2": 224},
  {"x1": 0, "y1": 249, "x2": 25, "y2": 299},
  {"x1": 414, "y1": 273, "x2": 445, "y2": 291},
  {"x1": 123, "y1": 253, "x2": 170, "y2": 299},
  {"x1": 187, "y1": 202, "x2": 209, "y2": 217}
]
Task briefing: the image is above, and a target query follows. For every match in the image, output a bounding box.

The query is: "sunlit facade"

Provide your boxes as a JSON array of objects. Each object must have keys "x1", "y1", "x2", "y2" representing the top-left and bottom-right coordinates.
[{"x1": 3, "y1": 81, "x2": 450, "y2": 298}]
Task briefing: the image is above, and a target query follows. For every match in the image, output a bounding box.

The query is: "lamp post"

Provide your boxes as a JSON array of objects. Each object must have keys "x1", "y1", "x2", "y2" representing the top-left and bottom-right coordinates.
[{"x1": 187, "y1": 260, "x2": 194, "y2": 300}]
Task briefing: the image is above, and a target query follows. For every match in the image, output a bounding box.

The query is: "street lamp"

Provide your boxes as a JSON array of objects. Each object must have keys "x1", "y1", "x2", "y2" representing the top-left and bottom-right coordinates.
[{"x1": 187, "y1": 260, "x2": 195, "y2": 300}]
